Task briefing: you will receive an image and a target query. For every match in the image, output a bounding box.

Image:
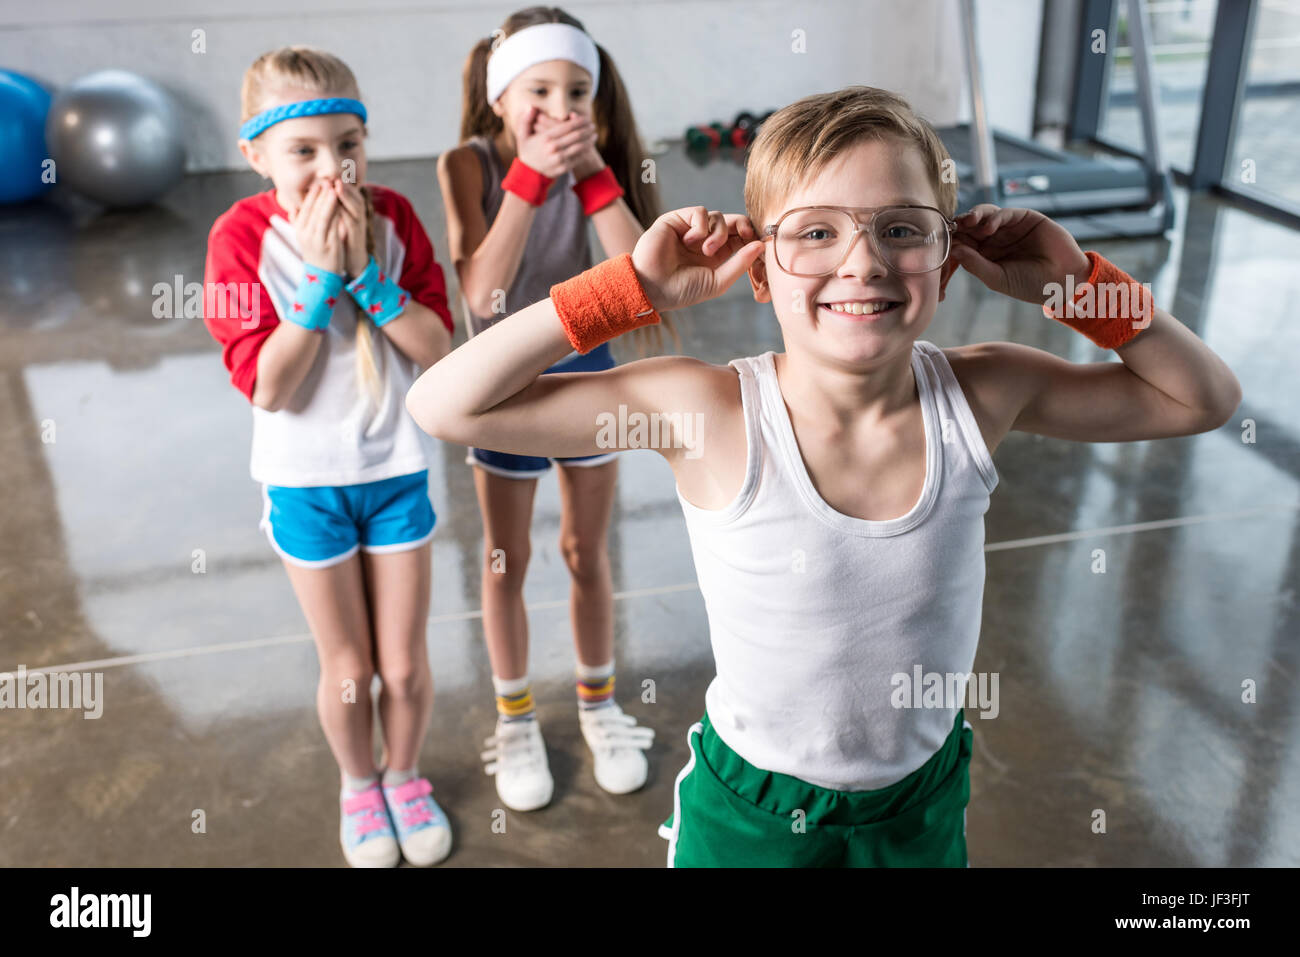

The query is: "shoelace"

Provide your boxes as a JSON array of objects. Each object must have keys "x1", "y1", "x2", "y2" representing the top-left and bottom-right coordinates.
[
  {"x1": 385, "y1": 778, "x2": 437, "y2": 831},
  {"x1": 481, "y1": 720, "x2": 545, "y2": 775},
  {"x1": 342, "y1": 786, "x2": 390, "y2": 839}
]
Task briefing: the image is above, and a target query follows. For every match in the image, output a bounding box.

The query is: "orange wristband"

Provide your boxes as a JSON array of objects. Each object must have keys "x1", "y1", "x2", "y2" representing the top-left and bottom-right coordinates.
[
  {"x1": 550, "y1": 253, "x2": 661, "y2": 354},
  {"x1": 1042, "y1": 250, "x2": 1154, "y2": 350}
]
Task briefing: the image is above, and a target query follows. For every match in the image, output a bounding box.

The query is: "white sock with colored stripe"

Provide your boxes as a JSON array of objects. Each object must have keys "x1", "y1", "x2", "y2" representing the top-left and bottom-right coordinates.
[
  {"x1": 576, "y1": 659, "x2": 616, "y2": 711},
  {"x1": 493, "y1": 673, "x2": 536, "y2": 722}
]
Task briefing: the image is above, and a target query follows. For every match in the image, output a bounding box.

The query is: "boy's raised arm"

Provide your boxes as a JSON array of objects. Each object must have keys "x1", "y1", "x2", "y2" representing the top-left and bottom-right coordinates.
[
  {"x1": 405, "y1": 206, "x2": 764, "y2": 460},
  {"x1": 950, "y1": 204, "x2": 1242, "y2": 444}
]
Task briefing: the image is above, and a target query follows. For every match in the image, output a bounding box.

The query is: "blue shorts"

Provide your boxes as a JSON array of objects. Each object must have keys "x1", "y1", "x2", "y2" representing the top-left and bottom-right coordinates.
[
  {"x1": 260, "y1": 470, "x2": 436, "y2": 568},
  {"x1": 465, "y1": 342, "x2": 620, "y2": 479}
]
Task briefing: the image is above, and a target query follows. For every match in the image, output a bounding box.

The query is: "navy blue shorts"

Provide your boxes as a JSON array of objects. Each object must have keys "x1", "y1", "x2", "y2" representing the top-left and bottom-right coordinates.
[
  {"x1": 465, "y1": 342, "x2": 620, "y2": 479},
  {"x1": 260, "y1": 470, "x2": 436, "y2": 568}
]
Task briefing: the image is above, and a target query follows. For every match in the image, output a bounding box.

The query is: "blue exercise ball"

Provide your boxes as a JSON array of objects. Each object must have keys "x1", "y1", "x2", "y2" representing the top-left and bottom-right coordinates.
[
  {"x1": 45, "y1": 69, "x2": 186, "y2": 208},
  {"x1": 0, "y1": 70, "x2": 54, "y2": 204}
]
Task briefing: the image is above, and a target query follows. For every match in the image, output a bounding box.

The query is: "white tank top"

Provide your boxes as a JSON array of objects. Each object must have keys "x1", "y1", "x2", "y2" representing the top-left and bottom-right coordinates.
[{"x1": 677, "y1": 340, "x2": 999, "y2": 791}]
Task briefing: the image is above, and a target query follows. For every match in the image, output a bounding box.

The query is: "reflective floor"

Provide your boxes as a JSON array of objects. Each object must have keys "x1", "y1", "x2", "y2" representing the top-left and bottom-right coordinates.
[{"x1": 1, "y1": 144, "x2": 1297, "y2": 866}]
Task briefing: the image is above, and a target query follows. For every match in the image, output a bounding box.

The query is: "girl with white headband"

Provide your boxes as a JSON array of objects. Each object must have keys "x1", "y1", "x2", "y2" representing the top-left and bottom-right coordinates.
[
  {"x1": 204, "y1": 47, "x2": 456, "y2": 867},
  {"x1": 438, "y1": 7, "x2": 674, "y2": 813}
]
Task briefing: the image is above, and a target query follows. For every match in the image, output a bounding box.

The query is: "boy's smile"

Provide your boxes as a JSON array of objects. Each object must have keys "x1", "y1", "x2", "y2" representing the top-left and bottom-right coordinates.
[{"x1": 817, "y1": 299, "x2": 904, "y2": 319}]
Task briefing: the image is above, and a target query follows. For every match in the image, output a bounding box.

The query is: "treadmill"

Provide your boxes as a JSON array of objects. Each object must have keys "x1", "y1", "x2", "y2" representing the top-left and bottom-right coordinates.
[{"x1": 937, "y1": 0, "x2": 1174, "y2": 240}]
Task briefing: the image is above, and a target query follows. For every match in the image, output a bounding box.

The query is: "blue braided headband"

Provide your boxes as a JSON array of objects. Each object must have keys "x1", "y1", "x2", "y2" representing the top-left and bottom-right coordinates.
[{"x1": 239, "y1": 97, "x2": 368, "y2": 141}]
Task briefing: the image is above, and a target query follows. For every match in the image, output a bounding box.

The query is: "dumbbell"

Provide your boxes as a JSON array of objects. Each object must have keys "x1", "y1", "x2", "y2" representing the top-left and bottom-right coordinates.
[
  {"x1": 730, "y1": 111, "x2": 760, "y2": 148},
  {"x1": 685, "y1": 124, "x2": 722, "y2": 150}
]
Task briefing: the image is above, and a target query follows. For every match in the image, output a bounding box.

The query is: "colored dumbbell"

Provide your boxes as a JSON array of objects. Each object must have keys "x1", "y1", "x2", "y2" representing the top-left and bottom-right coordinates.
[
  {"x1": 729, "y1": 111, "x2": 764, "y2": 149},
  {"x1": 685, "y1": 124, "x2": 722, "y2": 150}
]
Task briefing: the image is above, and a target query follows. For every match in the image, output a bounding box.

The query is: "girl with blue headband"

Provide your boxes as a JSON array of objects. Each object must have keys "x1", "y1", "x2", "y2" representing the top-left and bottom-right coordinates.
[
  {"x1": 203, "y1": 46, "x2": 455, "y2": 867},
  {"x1": 439, "y1": 7, "x2": 671, "y2": 813}
]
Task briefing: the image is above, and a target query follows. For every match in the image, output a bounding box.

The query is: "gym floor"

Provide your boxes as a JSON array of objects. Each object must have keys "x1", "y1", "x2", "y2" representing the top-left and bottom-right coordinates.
[{"x1": 1, "y1": 143, "x2": 1297, "y2": 867}]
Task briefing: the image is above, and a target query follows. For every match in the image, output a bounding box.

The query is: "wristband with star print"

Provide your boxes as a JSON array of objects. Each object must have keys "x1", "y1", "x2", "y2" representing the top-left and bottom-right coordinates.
[
  {"x1": 287, "y1": 265, "x2": 345, "y2": 332},
  {"x1": 345, "y1": 256, "x2": 410, "y2": 328}
]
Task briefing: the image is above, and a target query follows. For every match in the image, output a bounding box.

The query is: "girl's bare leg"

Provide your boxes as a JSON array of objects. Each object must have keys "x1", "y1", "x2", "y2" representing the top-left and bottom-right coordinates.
[
  {"x1": 281, "y1": 554, "x2": 376, "y2": 780},
  {"x1": 555, "y1": 458, "x2": 619, "y2": 668},
  {"x1": 471, "y1": 466, "x2": 540, "y2": 680},
  {"x1": 363, "y1": 543, "x2": 434, "y2": 772}
]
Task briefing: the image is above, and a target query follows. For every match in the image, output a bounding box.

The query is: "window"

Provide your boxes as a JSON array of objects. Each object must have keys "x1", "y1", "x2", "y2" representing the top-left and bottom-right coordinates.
[
  {"x1": 1101, "y1": 0, "x2": 1219, "y2": 174},
  {"x1": 1228, "y1": 0, "x2": 1300, "y2": 209}
]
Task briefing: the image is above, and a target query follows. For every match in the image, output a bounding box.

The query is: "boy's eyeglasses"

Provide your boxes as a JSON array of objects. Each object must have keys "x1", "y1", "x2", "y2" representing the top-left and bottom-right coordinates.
[{"x1": 761, "y1": 205, "x2": 956, "y2": 277}]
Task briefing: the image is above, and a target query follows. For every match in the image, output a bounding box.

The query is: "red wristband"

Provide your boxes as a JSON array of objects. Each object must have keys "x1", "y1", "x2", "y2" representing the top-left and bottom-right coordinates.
[
  {"x1": 1042, "y1": 250, "x2": 1154, "y2": 349},
  {"x1": 550, "y1": 253, "x2": 661, "y2": 354},
  {"x1": 502, "y1": 158, "x2": 554, "y2": 206},
  {"x1": 572, "y1": 165, "x2": 624, "y2": 216}
]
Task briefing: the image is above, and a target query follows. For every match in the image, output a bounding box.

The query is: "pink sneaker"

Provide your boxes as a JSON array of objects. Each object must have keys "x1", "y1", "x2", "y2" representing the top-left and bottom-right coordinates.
[
  {"x1": 381, "y1": 777, "x2": 452, "y2": 866},
  {"x1": 339, "y1": 783, "x2": 400, "y2": 868}
]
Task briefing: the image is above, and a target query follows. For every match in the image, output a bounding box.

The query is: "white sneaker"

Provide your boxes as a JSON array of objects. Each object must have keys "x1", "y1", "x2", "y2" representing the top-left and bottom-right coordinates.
[
  {"x1": 481, "y1": 716, "x2": 554, "y2": 811},
  {"x1": 579, "y1": 702, "x2": 654, "y2": 794}
]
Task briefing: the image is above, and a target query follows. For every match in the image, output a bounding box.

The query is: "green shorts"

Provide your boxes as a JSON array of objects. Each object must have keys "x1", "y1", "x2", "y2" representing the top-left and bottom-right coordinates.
[{"x1": 658, "y1": 709, "x2": 974, "y2": 867}]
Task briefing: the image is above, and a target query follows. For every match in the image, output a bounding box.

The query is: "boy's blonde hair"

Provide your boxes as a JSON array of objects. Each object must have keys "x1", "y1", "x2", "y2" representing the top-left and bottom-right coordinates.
[
  {"x1": 240, "y1": 46, "x2": 383, "y2": 409},
  {"x1": 743, "y1": 86, "x2": 958, "y2": 233}
]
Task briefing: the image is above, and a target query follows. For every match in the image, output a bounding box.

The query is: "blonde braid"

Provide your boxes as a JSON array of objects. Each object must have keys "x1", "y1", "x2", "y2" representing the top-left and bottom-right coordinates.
[{"x1": 354, "y1": 184, "x2": 383, "y2": 408}]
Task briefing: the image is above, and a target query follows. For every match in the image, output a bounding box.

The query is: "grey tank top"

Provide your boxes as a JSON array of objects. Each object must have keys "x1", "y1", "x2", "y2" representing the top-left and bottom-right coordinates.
[{"x1": 460, "y1": 134, "x2": 593, "y2": 344}]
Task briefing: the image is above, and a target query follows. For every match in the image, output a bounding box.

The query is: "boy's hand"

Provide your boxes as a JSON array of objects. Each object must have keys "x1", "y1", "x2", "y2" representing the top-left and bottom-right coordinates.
[
  {"x1": 631, "y1": 206, "x2": 764, "y2": 313},
  {"x1": 949, "y1": 204, "x2": 1092, "y2": 304},
  {"x1": 332, "y1": 180, "x2": 371, "y2": 279}
]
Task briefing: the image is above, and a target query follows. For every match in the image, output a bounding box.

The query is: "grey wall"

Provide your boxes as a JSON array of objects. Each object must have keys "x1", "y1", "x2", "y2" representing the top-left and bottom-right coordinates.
[{"x1": 0, "y1": 0, "x2": 1043, "y2": 172}]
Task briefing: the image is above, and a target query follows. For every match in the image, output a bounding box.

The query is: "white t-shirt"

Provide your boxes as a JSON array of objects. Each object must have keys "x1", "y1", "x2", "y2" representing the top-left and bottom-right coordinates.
[{"x1": 203, "y1": 185, "x2": 453, "y2": 487}]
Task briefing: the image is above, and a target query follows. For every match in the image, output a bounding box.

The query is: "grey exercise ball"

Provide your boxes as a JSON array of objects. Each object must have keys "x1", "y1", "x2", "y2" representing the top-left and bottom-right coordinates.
[{"x1": 46, "y1": 70, "x2": 186, "y2": 208}]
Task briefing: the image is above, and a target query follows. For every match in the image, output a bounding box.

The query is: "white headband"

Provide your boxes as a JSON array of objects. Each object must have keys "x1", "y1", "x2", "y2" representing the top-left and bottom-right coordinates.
[{"x1": 486, "y1": 23, "x2": 600, "y2": 105}]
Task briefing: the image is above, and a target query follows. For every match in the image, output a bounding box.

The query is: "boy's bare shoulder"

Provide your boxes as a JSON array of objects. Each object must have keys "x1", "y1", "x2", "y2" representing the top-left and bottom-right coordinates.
[
  {"x1": 622, "y1": 353, "x2": 742, "y2": 413},
  {"x1": 940, "y1": 341, "x2": 1047, "y2": 454},
  {"x1": 623, "y1": 355, "x2": 747, "y2": 506},
  {"x1": 641, "y1": 352, "x2": 739, "y2": 387}
]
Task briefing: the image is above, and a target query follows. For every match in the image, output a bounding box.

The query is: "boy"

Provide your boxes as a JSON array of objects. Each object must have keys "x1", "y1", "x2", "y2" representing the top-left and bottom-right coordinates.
[{"x1": 406, "y1": 86, "x2": 1241, "y2": 867}]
